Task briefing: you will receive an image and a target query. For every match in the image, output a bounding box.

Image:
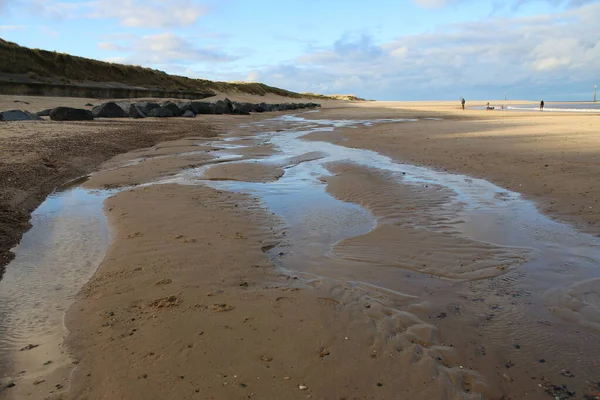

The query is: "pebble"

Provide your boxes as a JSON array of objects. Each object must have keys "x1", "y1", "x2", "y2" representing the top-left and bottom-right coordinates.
[
  {"x1": 299, "y1": 385, "x2": 308, "y2": 390},
  {"x1": 284, "y1": 377, "x2": 291, "y2": 380}
]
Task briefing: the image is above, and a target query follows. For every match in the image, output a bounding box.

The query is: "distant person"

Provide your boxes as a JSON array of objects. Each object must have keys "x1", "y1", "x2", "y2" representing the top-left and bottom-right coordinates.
[
  {"x1": 540, "y1": 99, "x2": 545, "y2": 111},
  {"x1": 486, "y1": 102, "x2": 490, "y2": 110},
  {"x1": 461, "y1": 97, "x2": 466, "y2": 110}
]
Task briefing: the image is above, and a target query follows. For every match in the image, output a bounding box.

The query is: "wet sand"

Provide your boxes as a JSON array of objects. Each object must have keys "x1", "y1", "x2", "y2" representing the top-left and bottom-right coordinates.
[{"x1": 2, "y1": 98, "x2": 600, "y2": 399}]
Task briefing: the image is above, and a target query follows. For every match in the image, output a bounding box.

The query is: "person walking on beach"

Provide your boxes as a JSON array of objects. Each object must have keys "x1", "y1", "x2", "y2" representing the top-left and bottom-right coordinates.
[
  {"x1": 461, "y1": 97, "x2": 466, "y2": 110},
  {"x1": 540, "y1": 99, "x2": 544, "y2": 111}
]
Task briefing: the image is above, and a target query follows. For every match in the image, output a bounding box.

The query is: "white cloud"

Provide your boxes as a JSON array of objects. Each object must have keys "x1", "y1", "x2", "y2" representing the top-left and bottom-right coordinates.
[
  {"x1": 248, "y1": 2, "x2": 600, "y2": 100},
  {"x1": 245, "y1": 70, "x2": 261, "y2": 82},
  {"x1": 0, "y1": 25, "x2": 26, "y2": 31},
  {"x1": 412, "y1": 0, "x2": 597, "y2": 9},
  {"x1": 97, "y1": 32, "x2": 236, "y2": 65},
  {"x1": 28, "y1": 0, "x2": 85, "y2": 19},
  {"x1": 412, "y1": 0, "x2": 458, "y2": 9},
  {"x1": 87, "y1": 0, "x2": 208, "y2": 28}
]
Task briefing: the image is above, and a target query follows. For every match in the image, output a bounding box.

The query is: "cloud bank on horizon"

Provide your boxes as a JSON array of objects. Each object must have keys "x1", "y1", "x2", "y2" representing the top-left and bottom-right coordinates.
[{"x1": 1, "y1": 0, "x2": 599, "y2": 100}]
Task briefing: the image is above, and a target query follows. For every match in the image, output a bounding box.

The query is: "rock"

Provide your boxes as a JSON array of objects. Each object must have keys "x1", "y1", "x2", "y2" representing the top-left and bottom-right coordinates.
[
  {"x1": 213, "y1": 98, "x2": 235, "y2": 114},
  {"x1": 148, "y1": 107, "x2": 174, "y2": 118},
  {"x1": 0, "y1": 109, "x2": 43, "y2": 121},
  {"x1": 253, "y1": 104, "x2": 265, "y2": 113},
  {"x1": 560, "y1": 369, "x2": 575, "y2": 378},
  {"x1": 211, "y1": 303, "x2": 234, "y2": 312},
  {"x1": 181, "y1": 110, "x2": 195, "y2": 118},
  {"x1": 299, "y1": 385, "x2": 308, "y2": 390},
  {"x1": 6, "y1": 382, "x2": 15, "y2": 388},
  {"x1": 155, "y1": 278, "x2": 172, "y2": 285},
  {"x1": 232, "y1": 102, "x2": 253, "y2": 115},
  {"x1": 92, "y1": 102, "x2": 127, "y2": 118},
  {"x1": 187, "y1": 101, "x2": 216, "y2": 114},
  {"x1": 177, "y1": 101, "x2": 192, "y2": 113},
  {"x1": 213, "y1": 100, "x2": 229, "y2": 114},
  {"x1": 85, "y1": 103, "x2": 94, "y2": 107},
  {"x1": 149, "y1": 295, "x2": 181, "y2": 308},
  {"x1": 35, "y1": 108, "x2": 53, "y2": 117},
  {"x1": 161, "y1": 101, "x2": 182, "y2": 116},
  {"x1": 116, "y1": 102, "x2": 131, "y2": 112},
  {"x1": 224, "y1": 98, "x2": 234, "y2": 113},
  {"x1": 49, "y1": 107, "x2": 94, "y2": 121},
  {"x1": 128, "y1": 104, "x2": 146, "y2": 119},
  {"x1": 135, "y1": 102, "x2": 160, "y2": 115},
  {"x1": 20, "y1": 344, "x2": 40, "y2": 351}
]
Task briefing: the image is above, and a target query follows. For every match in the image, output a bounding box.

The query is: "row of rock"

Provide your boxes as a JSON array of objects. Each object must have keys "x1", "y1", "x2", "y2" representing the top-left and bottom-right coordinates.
[
  {"x1": 1, "y1": 99, "x2": 321, "y2": 122},
  {"x1": 36, "y1": 99, "x2": 320, "y2": 121}
]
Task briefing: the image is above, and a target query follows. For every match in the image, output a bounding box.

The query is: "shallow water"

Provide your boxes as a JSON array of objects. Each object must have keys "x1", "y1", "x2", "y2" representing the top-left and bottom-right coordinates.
[
  {"x1": 3, "y1": 112, "x2": 600, "y2": 397},
  {"x1": 0, "y1": 187, "x2": 111, "y2": 390},
  {"x1": 164, "y1": 113, "x2": 600, "y2": 394},
  {"x1": 173, "y1": 115, "x2": 600, "y2": 283}
]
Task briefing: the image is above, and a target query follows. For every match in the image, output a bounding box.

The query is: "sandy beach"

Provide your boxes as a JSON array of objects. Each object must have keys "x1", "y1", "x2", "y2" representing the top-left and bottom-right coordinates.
[{"x1": 1, "y1": 96, "x2": 600, "y2": 400}]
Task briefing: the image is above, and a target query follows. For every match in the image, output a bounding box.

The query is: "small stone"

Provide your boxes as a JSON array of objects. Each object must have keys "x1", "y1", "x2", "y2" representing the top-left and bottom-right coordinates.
[
  {"x1": 299, "y1": 385, "x2": 308, "y2": 390},
  {"x1": 6, "y1": 382, "x2": 16, "y2": 388},
  {"x1": 513, "y1": 344, "x2": 521, "y2": 349},
  {"x1": 33, "y1": 379, "x2": 45, "y2": 385},
  {"x1": 377, "y1": 383, "x2": 383, "y2": 387},
  {"x1": 560, "y1": 369, "x2": 574, "y2": 378},
  {"x1": 20, "y1": 344, "x2": 39, "y2": 351},
  {"x1": 539, "y1": 359, "x2": 546, "y2": 363},
  {"x1": 284, "y1": 377, "x2": 291, "y2": 380},
  {"x1": 43, "y1": 360, "x2": 53, "y2": 366}
]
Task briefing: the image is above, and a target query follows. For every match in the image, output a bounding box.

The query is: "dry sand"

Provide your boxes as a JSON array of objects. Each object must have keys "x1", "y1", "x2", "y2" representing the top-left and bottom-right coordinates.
[{"x1": 2, "y1": 96, "x2": 600, "y2": 400}]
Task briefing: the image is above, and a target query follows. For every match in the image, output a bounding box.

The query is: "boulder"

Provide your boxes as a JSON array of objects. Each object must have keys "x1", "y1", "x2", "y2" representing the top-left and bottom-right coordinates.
[
  {"x1": 213, "y1": 100, "x2": 232, "y2": 114},
  {"x1": 36, "y1": 108, "x2": 53, "y2": 117},
  {"x1": 128, "y1": 104, "x2": 146, "y2": 119},
  {"x1": 161, "y1": 101, "x2": 182, "y2": 117},
  {"x1": 195, "y1": 102, "x2": 216, "y2": 114},
  {"x1": 224, "y1": 98, "x2": 234, "y2": 113},
  {"x1": 135, "y1": 102, "x2": 160, "y2": 115},
  {"x1": 253, "y1": 105, "x2": 265, "y2": 113},
  {"x1": 148, "y1": 107, "x2": 174, "y2": 118},
  {"x1": 92, "y1": 102, "x2": 127, "y2": 118},
  {"x1": 181, "y1": 110, "x2": 195, "y2": 118},
  {"x1": 232, "y1": 102, "x2": 253, "y2": 115},
  {"x1": 0, "y1": 109, "x2": 43, "y2": 121},
  {"x1": 257, "y1": 102, "x2": 270, "y2": 112},
  {"x1": 177, "y1": 101, "x2": 192, "y2": 113},
  {"x1": 49, "y1": 107, "x2": 94, "y2": 121},
  {"x1": 180, "y1": 101, "x2": 215, "y2": 115}
]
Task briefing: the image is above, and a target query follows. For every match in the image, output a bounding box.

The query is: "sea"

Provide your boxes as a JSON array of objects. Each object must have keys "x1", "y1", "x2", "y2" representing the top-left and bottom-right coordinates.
[{"x1": 473, "y1": 102, "x2": 600, "y2": 112}]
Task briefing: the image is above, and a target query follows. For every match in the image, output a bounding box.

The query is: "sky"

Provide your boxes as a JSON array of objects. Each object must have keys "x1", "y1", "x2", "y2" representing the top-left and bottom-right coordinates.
[{"x1": 1, "y1": 0, "x2": 599, "y2": 100}]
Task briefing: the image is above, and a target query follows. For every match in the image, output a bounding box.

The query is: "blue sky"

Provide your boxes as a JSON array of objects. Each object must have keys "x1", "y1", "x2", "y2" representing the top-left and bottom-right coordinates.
[{"x1": 1, "y1": 0, "x2": 599, "y2": 100}]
